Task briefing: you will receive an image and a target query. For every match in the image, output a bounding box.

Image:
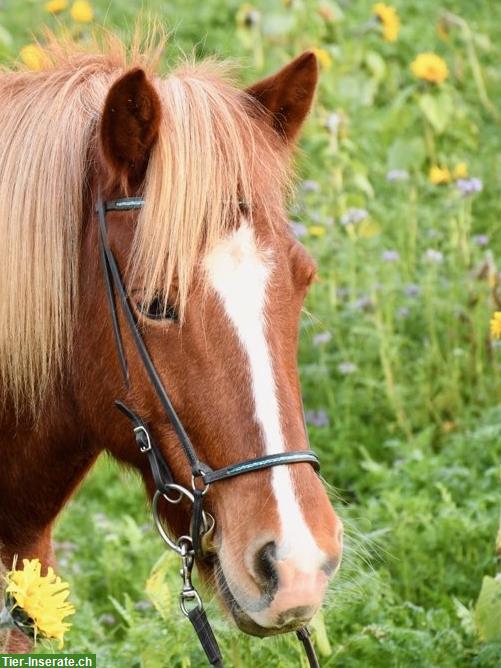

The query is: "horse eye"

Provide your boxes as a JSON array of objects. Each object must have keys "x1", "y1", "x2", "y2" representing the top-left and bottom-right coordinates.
[
  {"x1": 139, "y1": 296, "x2": 177, "y2": 321},
  {"x1": 239, "y1": 199, "x2": 249, "y2": 215}
]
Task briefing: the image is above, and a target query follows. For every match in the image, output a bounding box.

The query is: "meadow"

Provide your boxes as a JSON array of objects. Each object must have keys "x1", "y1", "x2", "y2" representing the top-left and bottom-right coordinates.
[{"x1": 1, "y1": 0, "x2": 500, "y2": 666}]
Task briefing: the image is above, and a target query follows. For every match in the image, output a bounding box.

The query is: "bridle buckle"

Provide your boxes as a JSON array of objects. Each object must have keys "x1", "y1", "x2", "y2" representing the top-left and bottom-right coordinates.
[
  {"x1": 133, "y1": 425, "x2": 152, "y2": 453},
  {"x1": 191, "y1": 470, "x2": 210, "y2": 496}
]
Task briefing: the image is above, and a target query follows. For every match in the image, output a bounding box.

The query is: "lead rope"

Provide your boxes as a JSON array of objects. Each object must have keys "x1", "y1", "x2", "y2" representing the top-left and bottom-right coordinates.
[
  {"x1": 178, "y1": 539, "x2": 224, "y2": 667},
  {"x1": 297, "y1": 627, "x2": 320, "y2": 668}
]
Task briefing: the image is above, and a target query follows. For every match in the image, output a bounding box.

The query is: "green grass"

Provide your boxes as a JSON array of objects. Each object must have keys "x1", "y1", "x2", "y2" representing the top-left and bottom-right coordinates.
[{"x1": 2, "y1": 0, "x2": 500, "y2": 665}]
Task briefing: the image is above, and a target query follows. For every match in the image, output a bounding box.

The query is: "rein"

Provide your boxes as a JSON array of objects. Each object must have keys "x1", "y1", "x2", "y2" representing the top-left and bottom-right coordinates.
[{"x1": 96, "y1": 197, "x2": 321, "y2": 668}]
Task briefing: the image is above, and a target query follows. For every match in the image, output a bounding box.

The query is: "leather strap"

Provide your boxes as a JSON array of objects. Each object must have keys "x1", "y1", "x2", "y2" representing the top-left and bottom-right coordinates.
[
  {"x1": 98, "y1": 221, "x2": 129, "y2": 385},
  {"x1": 203, "y1": 451, "x2": 319, "y2": 484},
  {"x1": 297, "y1": 627, "x2": 320, "y2": 668},
  {"x1": 187, "y1": 608, "x2": 224, "y2": 667},
  {"x1": 97, "y1": 198, "x2": 207, "y2": 477},
  {"x1": 115, "y1": 401, "x2": 174, "y2": 492}
]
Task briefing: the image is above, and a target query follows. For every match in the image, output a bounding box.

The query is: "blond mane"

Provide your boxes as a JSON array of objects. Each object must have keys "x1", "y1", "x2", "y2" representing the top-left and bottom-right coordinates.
[{"x1": 0, "y1": 30, "x2": 288, "y2": 414}]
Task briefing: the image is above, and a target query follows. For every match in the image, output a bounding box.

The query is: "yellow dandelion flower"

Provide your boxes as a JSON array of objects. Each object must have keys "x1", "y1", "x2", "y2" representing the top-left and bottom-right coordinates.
[
  {"x1": 20, "y1": 45, "x2": 46, "y2": 71},
  {"x1": 309, "y1": 225, "x2": 326, "y2": 237},
  {"x1": 45, "y1": 0, "x2": 68, "y2": 13},
  {"x1": 429, "y1": 165, "x2": 451, "y2": 185},
  {"x1": 411, "y1": 52, "x2": 448, "y2": 84},
  {"x1": 5, "y1": 559, "x2": 75, "y2": 647},
  {"x1": 311, "y1": 47, "x2": 332, "y2": 71},
  {"x1": 70, "y1": 0, "x2": 93, "y2": 23},
  {"x1": 453, "y1": 162, "x2": 468, "y2": 179},
  {"x1": 373, "y1": 3, "x2": 400, "y2": 42},
  {"x1": 490, "y1": 312, "x2": 501, "y2": 339}
]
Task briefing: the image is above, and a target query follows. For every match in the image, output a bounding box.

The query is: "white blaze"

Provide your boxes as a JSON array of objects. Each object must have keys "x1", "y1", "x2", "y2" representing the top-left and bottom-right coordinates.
[{"x1": 204, "y1": 223, "x2": 323, "y2": 572}]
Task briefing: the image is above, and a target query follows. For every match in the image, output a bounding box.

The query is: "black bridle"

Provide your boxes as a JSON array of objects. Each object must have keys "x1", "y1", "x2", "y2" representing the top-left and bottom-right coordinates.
[{"x1": 96, "y1": 196, "x2": 321, "y2": 667}]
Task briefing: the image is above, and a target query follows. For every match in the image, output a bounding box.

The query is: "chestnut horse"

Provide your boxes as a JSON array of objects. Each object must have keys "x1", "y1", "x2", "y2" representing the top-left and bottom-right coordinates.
[{"x1": 0, "y1": 34, "x2": 342, "y2": 653}]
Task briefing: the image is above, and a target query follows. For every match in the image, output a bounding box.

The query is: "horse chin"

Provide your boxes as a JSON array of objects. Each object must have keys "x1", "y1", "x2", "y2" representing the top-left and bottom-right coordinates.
[{"x1": 210, "y1": 556, "x2": 311, "y2": 638}]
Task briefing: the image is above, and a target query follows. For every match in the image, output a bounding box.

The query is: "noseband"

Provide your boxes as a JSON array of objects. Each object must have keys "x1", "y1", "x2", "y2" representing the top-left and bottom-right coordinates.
[{"x1": 96, "y1": 197, "x2": 321, "y2": 667}]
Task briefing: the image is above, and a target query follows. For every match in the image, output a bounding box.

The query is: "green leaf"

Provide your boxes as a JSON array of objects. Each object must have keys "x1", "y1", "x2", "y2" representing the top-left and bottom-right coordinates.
[
  {"x1": 145, "y1": 551, "x2": 175, "y2": 621},
  {"x1": 108, "y1": 595, "x2": 134, "y2": 627},
  {"x1": 474, "y1": 575, "x2": 501, "y2": 642},
  {"x1": 365, "y1": 50, "x2": 386, "y2": 82},
  {"x1": 453, "y1": 597, "x2": 476, "y2": 636},
  {"x1": 352, "y1": 172, "x2": 375, "y2": 198},
  {"x1": 338, "y1": 75, "x2": 377, "y2": 107},
  {"x1": 0, "y1": 24, "x2": 13, "y2": 48},
  {"x1": 387, "y1": 136, "x2": 426, "y2": 170},
  {"x1": 418, "y1": 92, "x2": 454, "y2": 134}
]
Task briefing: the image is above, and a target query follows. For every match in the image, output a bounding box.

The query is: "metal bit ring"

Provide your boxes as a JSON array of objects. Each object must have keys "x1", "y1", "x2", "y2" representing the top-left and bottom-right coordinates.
[{"x1": 152, "y1": 487, "x2": 213, "y2": 555}]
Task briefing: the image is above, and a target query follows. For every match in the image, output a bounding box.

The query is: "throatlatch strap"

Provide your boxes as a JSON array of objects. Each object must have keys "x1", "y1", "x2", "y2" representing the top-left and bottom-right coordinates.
[
  {"x1": 187, "y1": 608, "x2": 224, "y2": 667},
  {"x1": 297, "y1": 627, "x2": 320, "y2": 668}
]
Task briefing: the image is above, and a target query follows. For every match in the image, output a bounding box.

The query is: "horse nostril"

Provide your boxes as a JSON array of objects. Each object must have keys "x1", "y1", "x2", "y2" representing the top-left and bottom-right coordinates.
[{"x1": 254, "y1": 541, "x2": 279, "y2": 595}]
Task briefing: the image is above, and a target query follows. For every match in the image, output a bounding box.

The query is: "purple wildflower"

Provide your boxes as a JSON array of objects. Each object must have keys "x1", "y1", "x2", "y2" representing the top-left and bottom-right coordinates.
[
  {"x1": 386, "y1": 169, "x2": 409, "y2": 182},
  {"x1": 350, "y1": 296, "x2": 373, "y2": 311},
  {"x1": 340, "y1": 208, "x2": 368, "y2": 226},
  {"x1": 291, "y1": 222, "x2": 307, "y2": 238},
  {"x1": 424, "y1": 249, "x2": 444, "y2": 264},
  {"x1": 404, "y1": 283, "x2": 420, "y2": 298},
  {"x1": 397, "y1": 306, "x2": 410, "y2": 319},
  {"x1": 473, "y1": 234, "x2": 489, "y2": 247},
  {"x1": 313, "y1": 331, "x2": 332, "y2": 346},
  {"x1": 302, "y1": 180, "x2": 320, "y2": 192},
  {"x1": 93, "y1": 512, "x2": 109, "y2": 528},
  {"x1": 135, "y1": 600, "x2": 153, "y2": 611},
  {"x1": 338, "y1": 361, "x2": 358, "y2": 375},
  {"x1": 305, "y1": 409, "x2": 330, "y2": 428},
  {"x1": 99, "y1": 614, "x2": 117, "y2": 626},
  {"x1": 456, "y1": 177, "x2": 483, "y2": 197},
  {"x1": 382, "y1": 250, "x2": 400, "y2": 262}
]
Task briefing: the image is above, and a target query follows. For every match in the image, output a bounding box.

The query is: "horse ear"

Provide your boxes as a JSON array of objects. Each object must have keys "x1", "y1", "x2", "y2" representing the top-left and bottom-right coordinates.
[
  {"x1": 246, "y1": 52, "x2": 318, "y2": 143},
  {"x1": 100, "y1": 68, "x2": 162, "y2": 184}
]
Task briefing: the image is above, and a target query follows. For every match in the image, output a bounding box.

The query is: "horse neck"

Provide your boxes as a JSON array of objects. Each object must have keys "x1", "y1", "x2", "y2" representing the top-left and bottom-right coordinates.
[{"x1": 0, "y1": 393, "x2": 98, "y2": 555}]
